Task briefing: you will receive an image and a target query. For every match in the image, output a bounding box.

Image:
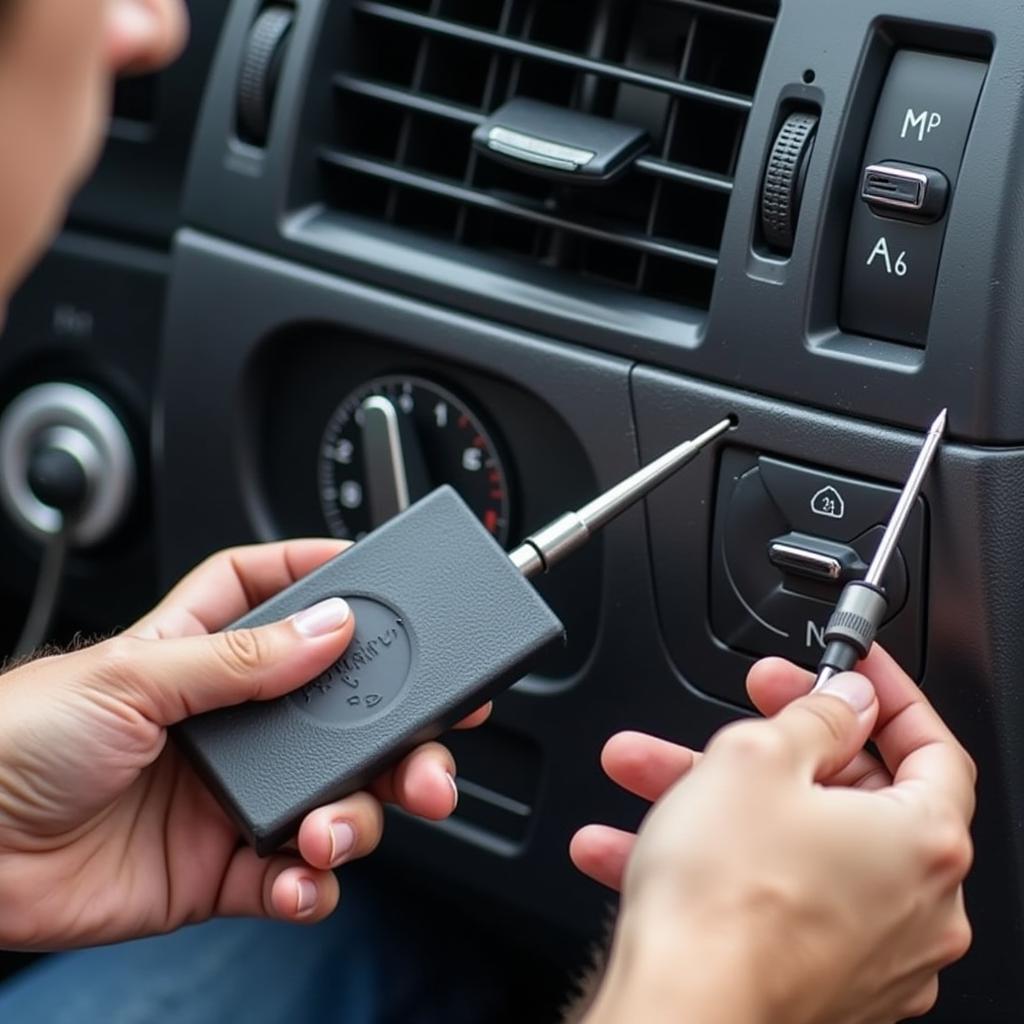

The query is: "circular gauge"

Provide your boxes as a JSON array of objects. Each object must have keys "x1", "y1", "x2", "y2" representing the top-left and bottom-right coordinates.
[{"x1": 317, "y1": 375, "x2": 512, "y2": 546}]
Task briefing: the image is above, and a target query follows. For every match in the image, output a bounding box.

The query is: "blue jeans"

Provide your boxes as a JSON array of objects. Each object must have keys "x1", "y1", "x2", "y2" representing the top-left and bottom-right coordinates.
[{"x1": 0, "y1": 874, "x2": 511, "y2": 1023}]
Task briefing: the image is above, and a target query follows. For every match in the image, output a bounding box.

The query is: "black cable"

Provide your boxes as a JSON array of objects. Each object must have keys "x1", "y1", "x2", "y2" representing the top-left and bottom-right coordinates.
[{"x1": 15, "y1": 525, "x2": 70, "y2": 657}]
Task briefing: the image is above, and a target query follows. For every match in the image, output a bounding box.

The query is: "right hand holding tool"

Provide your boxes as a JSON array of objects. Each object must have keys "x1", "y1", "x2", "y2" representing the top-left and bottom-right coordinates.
[{"x1": 573, "y1": 647, "x2": 976, "y2": 1024}]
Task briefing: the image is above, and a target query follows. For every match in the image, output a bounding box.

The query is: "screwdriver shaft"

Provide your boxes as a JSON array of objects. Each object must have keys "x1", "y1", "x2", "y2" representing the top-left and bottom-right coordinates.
[
  {"x1": 813, "y1": 409, "x2": 947, "y2": 692},
  {"x1": 865, "y1": 409, "x2": 947, "y2": 588},
  {"x1": 577, "y1": 419, "x2": 734, "y2": 534},
  {"x1": 510, "y1": 417, "x2": 733, "y2": 579}
]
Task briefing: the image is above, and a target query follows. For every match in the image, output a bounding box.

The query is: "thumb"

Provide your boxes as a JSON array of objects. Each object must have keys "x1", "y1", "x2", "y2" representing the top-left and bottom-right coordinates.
[
  {"x1": 769, "y1": 672, "x2": 879, "y2": 782},
  {"x1": 746, "y1": 657, "x2": 815, "y2": 717},
  {"x1": 89, "y1": 598, "x2": 355, "y2": 725}
]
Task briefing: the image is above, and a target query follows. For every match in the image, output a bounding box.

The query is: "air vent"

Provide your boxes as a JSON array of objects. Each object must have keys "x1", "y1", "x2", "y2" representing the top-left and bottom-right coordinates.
[{"x1": 318, "y1": 0, "x2": 778, "y2": 311}]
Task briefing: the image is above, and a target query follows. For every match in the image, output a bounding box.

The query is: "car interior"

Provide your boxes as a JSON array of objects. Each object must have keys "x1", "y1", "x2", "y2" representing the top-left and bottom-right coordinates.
[{"x1": 0, "y1": 0, "x2": 1021, "y2": 1019}]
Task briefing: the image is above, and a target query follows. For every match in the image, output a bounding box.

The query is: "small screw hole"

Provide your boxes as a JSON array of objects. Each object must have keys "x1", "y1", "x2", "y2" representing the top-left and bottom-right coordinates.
[{"x1": 802, "y1": 69, "x2": 816, "y2": 84}]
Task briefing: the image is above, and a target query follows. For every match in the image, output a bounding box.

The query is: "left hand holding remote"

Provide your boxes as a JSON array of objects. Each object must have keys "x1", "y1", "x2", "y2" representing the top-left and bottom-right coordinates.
[{"x1": 0, "y1": 539, "x2": 489, "y2": 950}]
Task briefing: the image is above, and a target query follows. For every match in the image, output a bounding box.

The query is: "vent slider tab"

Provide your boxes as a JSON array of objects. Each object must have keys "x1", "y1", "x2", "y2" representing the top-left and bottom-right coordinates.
[{"x1": 473, "y1": 99, "x2": 649, "y2": 184}]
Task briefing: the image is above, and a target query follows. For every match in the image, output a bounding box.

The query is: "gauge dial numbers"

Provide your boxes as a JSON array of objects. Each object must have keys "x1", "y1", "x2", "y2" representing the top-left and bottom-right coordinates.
[{"x1": 317, "y1": 375, "x2": 512, "y2": 546}]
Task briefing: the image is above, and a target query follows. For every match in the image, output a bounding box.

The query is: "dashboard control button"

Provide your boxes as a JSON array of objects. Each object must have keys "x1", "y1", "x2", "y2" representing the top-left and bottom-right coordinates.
[
  {"x1": 768, "y1": 533, "x2": 865, "y2": 584},
  {"x1": 472, "y1": 98, "x2": 650, "y2": 183},
  {"x1": 840, "y1": 51, "x2": 987, "y2": 346},
  {"x1": 759, "y1": 456, "x2": 899, "y2": 542},
  {"x1": 861, "y1": 162, "x2": 949, "y2": 222},
  {"x1": 761, "y1": 111, "x2": 819, "y2": 254},
  {"x1": 237, "y1": 5, "x2": 295, "y2": 146},
  {"x1": 0, "y1": 383, "x2": 136, "y2": 547},
  {"x1": 711, "y1": 450, "x2": 924, "y2": 675},
  {"x1": 27, "y1": 433, "x2": 93, "y2": 518}
]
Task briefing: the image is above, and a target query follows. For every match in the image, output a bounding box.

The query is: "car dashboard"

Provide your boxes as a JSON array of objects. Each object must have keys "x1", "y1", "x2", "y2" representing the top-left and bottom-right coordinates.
[{"x1": 3, "y1": 1, "x2": 1024, "y2": 1019}]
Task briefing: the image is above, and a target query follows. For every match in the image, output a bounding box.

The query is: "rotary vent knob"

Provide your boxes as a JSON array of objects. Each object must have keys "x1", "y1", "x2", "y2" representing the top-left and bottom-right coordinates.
[
  {"x1": 761, "y1": 112, "x2": 819, "y2": 254},
  {"x1": 0, "y1": 384, "x2": 135, "y2": 546},
  {"x1": 237, "y1": 5, "x2": 295, "y2": 146}
]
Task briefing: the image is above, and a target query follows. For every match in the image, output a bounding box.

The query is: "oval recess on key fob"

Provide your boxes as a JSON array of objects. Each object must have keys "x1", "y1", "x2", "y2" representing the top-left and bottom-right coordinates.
[{"x1": 290, "y1": 597, "x2": 413, "y2": 726}]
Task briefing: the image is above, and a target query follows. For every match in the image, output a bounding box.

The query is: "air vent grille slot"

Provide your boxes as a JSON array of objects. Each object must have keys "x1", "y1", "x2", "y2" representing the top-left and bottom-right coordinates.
[{"x1": 318, "y1": 0, "x2": 778, "y2": 311}]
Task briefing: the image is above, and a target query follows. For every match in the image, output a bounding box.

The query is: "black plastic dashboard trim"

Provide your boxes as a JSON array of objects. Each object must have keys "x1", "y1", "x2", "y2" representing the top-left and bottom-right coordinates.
[{"x1": 182, "y1": 0, "x2": 1024, "y2": 443}]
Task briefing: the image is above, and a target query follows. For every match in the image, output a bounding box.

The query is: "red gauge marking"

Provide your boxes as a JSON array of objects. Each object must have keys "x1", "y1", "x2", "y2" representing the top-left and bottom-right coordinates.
[
  {"x1": 484, "y1": 509, "x2": 499, "y2": 534},
  {"x1": 458, "y1": 415, "x2": 470, "y2": 429}
]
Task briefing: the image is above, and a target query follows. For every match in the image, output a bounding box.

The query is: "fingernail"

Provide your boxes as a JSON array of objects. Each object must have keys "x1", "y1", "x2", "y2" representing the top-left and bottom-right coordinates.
[
  {"x1": 328, "y1": 820, "x2": 356, "y2": 867},
  {"x1": 295, "y1": 877, "x2": 318, "y2": 916},
  {"x1": 821, "y1": 673, "x2": 876, "y2": 713},
  {"x1": 113, "y1": 1, "x2": 161, "y2": 44},
  {"x1": 446, "y1": 772, "x2": 459, "y2": 814},
  {"x1": 292, "y1": 598, "x2": 351, "y2": 637}
]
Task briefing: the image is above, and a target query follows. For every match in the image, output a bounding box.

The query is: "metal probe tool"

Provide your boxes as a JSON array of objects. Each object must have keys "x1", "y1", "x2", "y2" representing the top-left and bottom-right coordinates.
[
  {"x1": 813, "y1": 409, "x2": 947, "y2": 692},
  {"x1": 178, "y1": 415, "x2": 735, "y2": 853},
  {"x1": 510, "y1": 417, "x2": 734, "y2": 579}
]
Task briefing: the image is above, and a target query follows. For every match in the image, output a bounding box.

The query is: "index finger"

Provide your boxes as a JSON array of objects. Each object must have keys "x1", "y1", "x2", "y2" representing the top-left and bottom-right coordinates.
[
  {"x1": 131, "y1": 539, "x2": 350, "y2": 639},
  {"x1": 107, "y1": 0, "x2": 190, "y2": 73},
  {"x1": 863, "y1": 646, "x2": 977, "y2": 820}
]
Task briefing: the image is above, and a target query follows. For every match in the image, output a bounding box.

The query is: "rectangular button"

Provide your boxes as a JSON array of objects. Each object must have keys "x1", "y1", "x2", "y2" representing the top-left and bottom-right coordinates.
[
  {"x1": 840, "y1": 51, "x2": 987, "y2": 346},
  {"x1": 863, "y1": 165, "x2": 927, "y2": 209},
  {"x1": 861, "y1": 163, "x2": 948, "y2": 221}
]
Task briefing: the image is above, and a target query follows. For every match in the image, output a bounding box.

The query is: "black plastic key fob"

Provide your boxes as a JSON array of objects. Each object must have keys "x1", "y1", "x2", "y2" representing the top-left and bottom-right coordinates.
[{"x1": 175, "y1": 486, "x2": 565, "y2": 855}]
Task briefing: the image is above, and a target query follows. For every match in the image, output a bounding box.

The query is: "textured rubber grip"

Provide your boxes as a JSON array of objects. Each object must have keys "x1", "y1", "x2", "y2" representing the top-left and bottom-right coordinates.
[
  {"x1": 829, "y1": 609, "x2": 875, "y2": 639},
  {"x1": 823, "y1": 581, "x2": 888, "y2": 659},
  {"x1": 237, "y1": 6, "x2": 294, "y2": 145},
  {"x1": 761, "y1": 112, "x2": 819, "y2": 252}
]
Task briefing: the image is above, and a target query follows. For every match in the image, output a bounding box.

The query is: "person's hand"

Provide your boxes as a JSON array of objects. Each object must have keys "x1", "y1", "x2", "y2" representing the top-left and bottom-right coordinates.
[
  {"x1": 106, "y1": 0, "x2": 189, "y2": 73},
  {"x1": 571, "y1": 648, "x2": 976, "y2": 1024},
  {"x1": 0, "y1": 540, "x2": 489, "y2": 951}
]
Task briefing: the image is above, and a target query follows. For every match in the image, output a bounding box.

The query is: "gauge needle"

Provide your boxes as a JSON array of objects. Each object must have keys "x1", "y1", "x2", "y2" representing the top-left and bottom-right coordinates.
[
  {"x1": 361, "y1": 397, "x2": 411, "y2": 527},
  {"x1": 360, "y1": 396, "x2": 433, "y2": 528}
]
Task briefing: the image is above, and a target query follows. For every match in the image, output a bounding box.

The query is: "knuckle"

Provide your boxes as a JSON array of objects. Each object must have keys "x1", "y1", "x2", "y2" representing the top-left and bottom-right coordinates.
[
  {"x1": 93, "y1": 635, "x2": 146, "y2": 687},
  {"x1": 901, "y1": 979, "x2": 940, "y2": 1019},
  {"x1": 961, "y1": 746, "x2": 979, "y2": 788},
  {"x1": 940, "y1": 917, "x2": 974, "y2": 965},
  {"x1": 200, "y1": 547, "x2": 238, "y2": 575},
  {"x1": 710, "y1": 720, "x2": 788, "y2": 766},
  {"x1": 919, "y1": 812, "x2": 974, "y2": 879},
  {"x1": 218, "y1": 628, "x2": 269, "y2": 675},
  {"x1": 201, "y1": 544, "x2": 254, "y2": 583},
  {"x1": 953, "y1": 832, "x2": 975, "y2": 877}
]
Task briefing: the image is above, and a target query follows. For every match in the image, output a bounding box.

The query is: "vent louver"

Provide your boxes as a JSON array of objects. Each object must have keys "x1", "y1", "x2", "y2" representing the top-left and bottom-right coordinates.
[{"x1": 319, "y1": 0, "x2": 778, "y2": 311}]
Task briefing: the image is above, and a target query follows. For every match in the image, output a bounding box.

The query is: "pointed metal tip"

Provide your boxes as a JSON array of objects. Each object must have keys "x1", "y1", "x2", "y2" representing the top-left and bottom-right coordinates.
[
  {"x1": 574, "y1": 415, "x2": 734, "y2": 536},
  {"x1": 692, "y1": 417, "x2": 735, "y2": 449}
]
